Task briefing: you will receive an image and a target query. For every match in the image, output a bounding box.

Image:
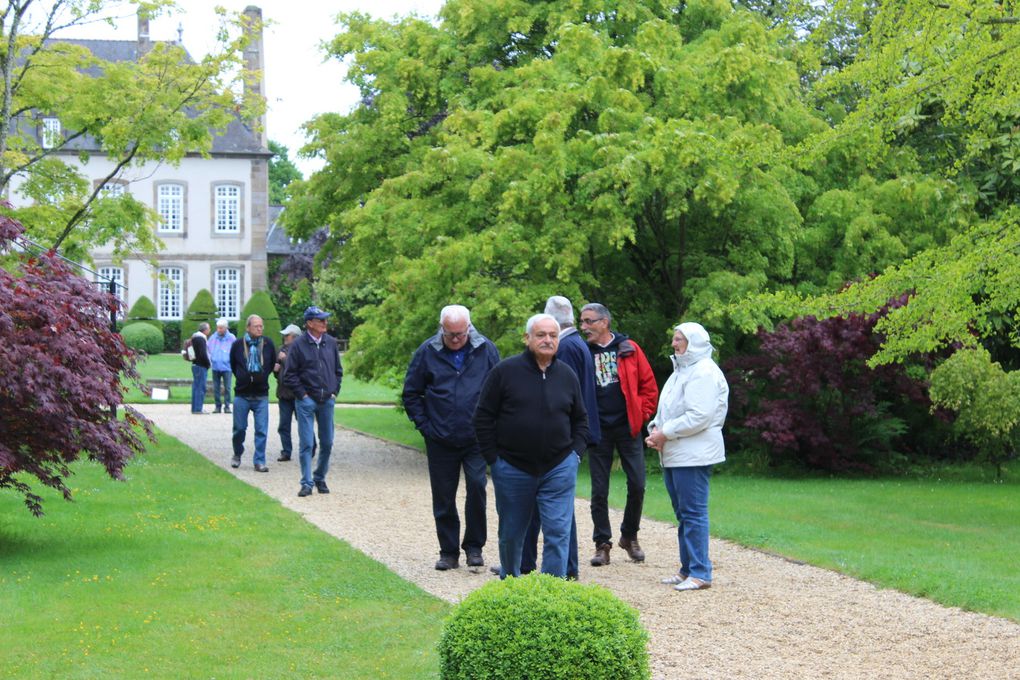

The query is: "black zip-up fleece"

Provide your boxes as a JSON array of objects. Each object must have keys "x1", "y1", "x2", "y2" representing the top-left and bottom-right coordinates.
[{"x1": 474, "y1": 349, "x2": 590, "y2": 475}]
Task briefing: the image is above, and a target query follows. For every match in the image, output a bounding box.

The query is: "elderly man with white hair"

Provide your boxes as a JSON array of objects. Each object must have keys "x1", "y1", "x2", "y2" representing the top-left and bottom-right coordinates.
[
  {"x1": 403, "y1": 305, "x2": 500, "y2": 571},
  {"x1": 475, "y1": 313, "x2": 590, "y2": 578},
  {"x1": 207, "y1": 318, "x2": 236, "y2": 414}
]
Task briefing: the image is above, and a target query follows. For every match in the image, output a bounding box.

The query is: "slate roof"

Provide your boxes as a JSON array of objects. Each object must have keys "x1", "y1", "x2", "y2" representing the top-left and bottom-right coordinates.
[
  {"x1": 266, "y1": 206, "x2": 322, "y2": 256},
  {"x1": 30, "y1": 38, "x2": 269, "y2": 157}
]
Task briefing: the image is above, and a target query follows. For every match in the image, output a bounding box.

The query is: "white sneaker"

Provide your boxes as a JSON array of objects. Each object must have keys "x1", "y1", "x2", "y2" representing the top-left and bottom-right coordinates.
[
  {"x1": 673, "y1": 576, "x2": 710, "y2": 591},
  {"x1": 661, "y1": 572, "x2": 687, "y2": 585}
]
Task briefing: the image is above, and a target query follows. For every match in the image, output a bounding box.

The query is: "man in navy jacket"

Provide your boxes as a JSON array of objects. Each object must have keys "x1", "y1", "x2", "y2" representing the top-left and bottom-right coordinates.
[
  {"x1": 283, "y1": 306, "x2": 344, "y2": 497},
  {"x1": 403, "y1": 305, "x2": 500, "y2": 570}
]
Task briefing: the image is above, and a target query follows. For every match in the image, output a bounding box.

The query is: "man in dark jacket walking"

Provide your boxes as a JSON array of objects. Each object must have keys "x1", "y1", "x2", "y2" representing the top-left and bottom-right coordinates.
[
  {"x1": 229, "y1": 315, "x2": 276, "y2": 472},
  {"x1": 403, "y1": 305, "x2": 500, "y2": 571},
  {"x1": 189, "y1": 322, "x2": 212, "y2": 414},
  {"x1": 475, "y1": 314, "x2": 590, "y2": 578},
  {"x1": 283, "y1": 306, "x2": 343, "y2": 498}
]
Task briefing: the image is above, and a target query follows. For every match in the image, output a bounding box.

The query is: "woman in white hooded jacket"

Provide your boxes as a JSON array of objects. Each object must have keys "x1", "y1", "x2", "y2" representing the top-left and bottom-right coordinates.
[{"x1": 645, "y1": 322, "x2": 729, "y2": 591}]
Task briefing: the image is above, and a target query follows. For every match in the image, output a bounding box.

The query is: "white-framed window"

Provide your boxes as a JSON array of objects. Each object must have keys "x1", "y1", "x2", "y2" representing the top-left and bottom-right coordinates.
[
  {"x1": 96, "y1": 266, "x2": 125, "y2": 316},
  {"x1": 157, "y1": 267, "x2": 183, "y2": 320},
  {"x1": 101, "y1": 182, "x2": 126, "y2": 197},
  {"x1": 214, "y1": 268, "x2": 241, "y2": 320},
  {"x1": 157, "y1": 183, "x2": 184, "y2": 233},
  {"x1": 214, "y1": 184, "x2": 241, "y2": 233},
  {"x1": 41, "y1": 117, "x2": 61, "y2": 149}
]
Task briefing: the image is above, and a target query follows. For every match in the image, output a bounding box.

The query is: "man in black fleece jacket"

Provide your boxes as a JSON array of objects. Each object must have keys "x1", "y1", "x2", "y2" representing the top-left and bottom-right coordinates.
[{"x1": 474, "y1": 314, "x2": 589, "y2": 578}]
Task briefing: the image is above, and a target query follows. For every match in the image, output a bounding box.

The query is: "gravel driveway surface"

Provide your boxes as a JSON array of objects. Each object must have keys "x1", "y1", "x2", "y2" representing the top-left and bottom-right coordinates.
[{"x1": 136, "y1": 404, "x2": 1020, "y2": 679}]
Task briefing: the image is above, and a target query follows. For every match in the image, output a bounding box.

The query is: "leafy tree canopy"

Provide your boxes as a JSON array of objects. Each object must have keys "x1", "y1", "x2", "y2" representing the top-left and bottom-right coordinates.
[{"x1": 268, "y1": 139, "x2": 302, "y2": 205}]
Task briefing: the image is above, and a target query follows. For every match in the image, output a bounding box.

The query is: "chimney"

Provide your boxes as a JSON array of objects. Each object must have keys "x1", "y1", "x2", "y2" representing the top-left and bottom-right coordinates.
[
  {"x1": 242, "y1": 6, "x2": 268, "y2": 149},
  {"x1": 137, "y1": 11, "x2": 151, "y2": 55}
]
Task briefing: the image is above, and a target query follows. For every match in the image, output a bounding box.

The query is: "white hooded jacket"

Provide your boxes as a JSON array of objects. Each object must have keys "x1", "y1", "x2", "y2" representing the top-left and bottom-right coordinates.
[{"x1": 650, "y1": 322, "x2": 729, "y2": 468}]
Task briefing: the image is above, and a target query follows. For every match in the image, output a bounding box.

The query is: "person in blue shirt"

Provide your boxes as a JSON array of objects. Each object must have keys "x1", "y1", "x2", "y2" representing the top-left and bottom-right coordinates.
[{"x1": 207, "y1": 318, "x2": 236, "y2": 414}]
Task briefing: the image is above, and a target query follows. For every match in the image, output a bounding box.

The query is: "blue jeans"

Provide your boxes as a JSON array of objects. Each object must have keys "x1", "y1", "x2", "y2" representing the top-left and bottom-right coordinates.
[
  {"x1": 190, "y1": 364, "x2": 208, "y2": 413},
  {"x1": 232, "y1": 395, "x2": 269, "y2": 466},
  {"x1": 212, "y1": 370, "x2": 232, "y2": 409},
  {"x1": 521, "y1": 507, "x2": 579, "y2": 577},
  {"x1": 425, "y1": 439, "x2": 487, "y2": 557},
  {"x1": 589, "y1": 425, "x2": 646, "y2": 545},
  {"x1": 296, "y1": 397, "x2": 335, "y2": 489},
  {"x1": 279, "y1": 398, "x2": 316, "y2": 459},
  {"x1": 663, "y1": 465, "x2": 713, "y2": 582},
  {"x1": 492, "y1": 454, "x2": 578, "y2": 578}
]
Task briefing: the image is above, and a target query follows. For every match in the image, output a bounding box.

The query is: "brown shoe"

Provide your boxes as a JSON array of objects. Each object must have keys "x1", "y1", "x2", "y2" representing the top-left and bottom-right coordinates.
[
  {"x1": 619, "y1": 536, "x2": 645, "y2": 562},
  {"x1": 590, "y1": 542, "x2": 612, "y2": 567}
]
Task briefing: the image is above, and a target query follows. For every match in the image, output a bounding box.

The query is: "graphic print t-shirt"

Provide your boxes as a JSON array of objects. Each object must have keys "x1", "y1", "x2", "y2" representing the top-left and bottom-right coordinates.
[{"x1": 591, "y1": 336, "x2": 628, "y2": 429}]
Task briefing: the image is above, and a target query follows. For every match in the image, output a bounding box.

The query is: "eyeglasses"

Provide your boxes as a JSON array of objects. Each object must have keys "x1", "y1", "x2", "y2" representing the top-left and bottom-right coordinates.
[
  {"x1": 442, "y1": 331, "x2": 468, "y2": 340},
  {"x1": 579, "y1": 317, "x2": 605, "y2": 326}
]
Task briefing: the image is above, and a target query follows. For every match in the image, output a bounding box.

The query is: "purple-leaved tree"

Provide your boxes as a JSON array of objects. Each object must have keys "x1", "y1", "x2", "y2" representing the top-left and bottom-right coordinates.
[
  {"x1": 0, "y1": 213, "x2": 153, "y2": 515},
  {"x1": 726, "y1": 300, "x2": 941, "y2": 473}
]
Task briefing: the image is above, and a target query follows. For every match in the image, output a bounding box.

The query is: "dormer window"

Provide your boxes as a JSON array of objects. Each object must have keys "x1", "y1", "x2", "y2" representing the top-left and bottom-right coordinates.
[{"x1": 41, "y1": 117, "x2": 61, "y2": 149}]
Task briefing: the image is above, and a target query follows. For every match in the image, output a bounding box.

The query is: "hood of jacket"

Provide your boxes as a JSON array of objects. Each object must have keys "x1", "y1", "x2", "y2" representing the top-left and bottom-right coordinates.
[
  {"x1": 671, "y1": 322, "x2": 714, "y2": 370},
  {"x1": 427, "y1": 325, "x2": 488, "y2": 352}
]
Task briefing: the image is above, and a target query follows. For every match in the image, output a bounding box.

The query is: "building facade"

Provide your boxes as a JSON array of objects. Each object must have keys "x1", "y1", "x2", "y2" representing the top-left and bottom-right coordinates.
[{"x1": 8, "y1": 8, "x2": 271, "y2": 321}]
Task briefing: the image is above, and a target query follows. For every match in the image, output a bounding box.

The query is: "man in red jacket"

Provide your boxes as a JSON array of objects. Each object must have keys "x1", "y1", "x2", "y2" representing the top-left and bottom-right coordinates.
[{"x1": 580, "y1": 303, "x2": 659, "y2": 567}]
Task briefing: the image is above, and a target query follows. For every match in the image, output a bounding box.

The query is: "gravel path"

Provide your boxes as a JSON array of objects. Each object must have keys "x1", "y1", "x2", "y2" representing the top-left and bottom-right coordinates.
[{"x1": 136, "y1": 404, "x2": 1020, "y2": 679}]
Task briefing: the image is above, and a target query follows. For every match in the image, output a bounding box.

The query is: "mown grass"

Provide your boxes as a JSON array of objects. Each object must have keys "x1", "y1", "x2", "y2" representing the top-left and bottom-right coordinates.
[
  {"x1": 336, "y1": 407, "x2": 1020, "y2": 622},
  {"x1": 0, "y1": 431, "x2": 447, "y2": 678},
  {"x1": 123, "y1": 353, "x2": 399, "y2": 404}
]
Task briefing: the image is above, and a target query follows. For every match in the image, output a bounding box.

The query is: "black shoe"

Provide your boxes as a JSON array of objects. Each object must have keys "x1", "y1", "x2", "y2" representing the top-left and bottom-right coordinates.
[
  {"x1": 214, "y1": 406, "x2": 222, "y2": 414},
  {"x1": 566, "y1": 572, "x2": 579, "y2": 581},
  {"x1": 466, "y1": 551, "x2": 484, "y2": 567},
  {"x1": 435, "y1": 555, "x2": 459, "y2": 571},
  {"x1": 315, "y1": 481, "x2": 330, "y2": 494},
  {"x1": 298, "y1": 486, "x2": 313, "y2": 497},
  {"x1": 230, "y1": 455, "x2": 241, "y2": 468},
  {"x1": 254, "y1": 464, "x2": 269, "y2": 473},
  {"x1": 489, "y1": 564, "x2": 502, "y2": 575},
  {"x1": 224, "y1": 406, "x2": 231, "y2": 414},
  {"x1": 278, "y1": 453, "x2": 291, "y2": 462}
]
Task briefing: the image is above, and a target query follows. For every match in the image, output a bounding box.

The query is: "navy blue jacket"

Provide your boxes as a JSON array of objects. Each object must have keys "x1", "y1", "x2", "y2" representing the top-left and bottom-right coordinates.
[
  {"x1": 403, "y1": 328, "x2": 500, "y2": 448},
  {"x1": 229, "y1": 335, "x2": 277, "y2": 398},
  {"x1": 282, "y1": 332, "x2": 343, "y2": 403},
  {"x1": 557, "y1": 328, "x2": 601, "y2": 446},
  {"x1": 474, "y1": 350, "x2": 590, "y2": 476}
]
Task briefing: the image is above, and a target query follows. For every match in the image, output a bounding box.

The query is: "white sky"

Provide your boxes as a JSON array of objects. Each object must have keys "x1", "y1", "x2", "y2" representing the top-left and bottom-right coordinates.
[{"x1": 60, "y1": 0, "x2": 446, "y2": 176}]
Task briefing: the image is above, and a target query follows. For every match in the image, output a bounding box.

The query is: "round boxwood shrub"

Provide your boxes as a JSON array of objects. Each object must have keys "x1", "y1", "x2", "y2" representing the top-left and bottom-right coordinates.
[
  {"x1": 121, "y1": 321, "x2": 164, "y2": 356},
  {"x1": 439, "y1": 574, "x2": 649, "y2": 680}
]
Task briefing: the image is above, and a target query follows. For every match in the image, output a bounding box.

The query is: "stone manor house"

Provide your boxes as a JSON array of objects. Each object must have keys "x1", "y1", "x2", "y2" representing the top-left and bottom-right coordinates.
[{"x1": 7, "y1": 7, "x2": 272, "y2": 322}]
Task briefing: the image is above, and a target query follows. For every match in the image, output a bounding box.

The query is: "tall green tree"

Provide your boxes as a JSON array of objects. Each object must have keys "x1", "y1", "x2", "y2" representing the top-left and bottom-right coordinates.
[
  {"x1": 290, "y1": 0, "x2": 831, "y2": 380},
  {"x1": 0, "y1": 0, "x2": 264, "y2": 263},
  {"x1": 268, "y1": 139, "x2": 301, "y2": 205}
]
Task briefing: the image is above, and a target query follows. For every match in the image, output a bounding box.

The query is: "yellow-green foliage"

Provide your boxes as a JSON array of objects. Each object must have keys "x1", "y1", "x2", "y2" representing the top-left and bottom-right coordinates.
[{"x1": 930, "y1": 347, "x2": 1020, "y2": 476}]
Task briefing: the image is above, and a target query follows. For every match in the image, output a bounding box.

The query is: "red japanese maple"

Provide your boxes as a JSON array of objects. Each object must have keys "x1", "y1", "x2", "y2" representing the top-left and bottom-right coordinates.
[{"x1": 0, "y1": 214, "x2": 153, "y2": 515}]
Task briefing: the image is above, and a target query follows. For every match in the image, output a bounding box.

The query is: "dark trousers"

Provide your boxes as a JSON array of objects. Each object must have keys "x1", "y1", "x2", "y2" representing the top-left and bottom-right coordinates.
[
  {"x1": 589, "y1": 425, "x2": 646, "y2": 546},
  {"x1": 426, "y1": 439, "x2": 487, "y2": 557},
  {"x1": 521, "y1": 509, "x2": 579, "y2": 577}
]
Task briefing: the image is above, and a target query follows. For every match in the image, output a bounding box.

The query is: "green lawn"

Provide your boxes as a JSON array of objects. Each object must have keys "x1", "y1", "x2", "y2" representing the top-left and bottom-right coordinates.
[
  {"x1": 124, "y1": 353, "x2": 399, "y2": 404},
  {"x1": 335, "y1": 407, "x2": 1020, "y2": 622},
  {"x1": 0, "y1": 432, "x2": 447, "y2": 678}
]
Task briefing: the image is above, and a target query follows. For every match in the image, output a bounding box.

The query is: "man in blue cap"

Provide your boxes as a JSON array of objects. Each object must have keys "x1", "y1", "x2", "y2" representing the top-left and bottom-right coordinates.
[{"x1": 283, "y1": 306, "x2": 344, "y2": 497}]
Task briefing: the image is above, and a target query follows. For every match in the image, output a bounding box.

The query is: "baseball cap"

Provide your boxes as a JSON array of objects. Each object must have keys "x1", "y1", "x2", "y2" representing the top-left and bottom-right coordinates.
[
  {"x1": 280, "y1": 324, "x2": 302, "y2": 336},
  {"x1": 303, "y1": 306, "x2": 331, "y2": 321}
]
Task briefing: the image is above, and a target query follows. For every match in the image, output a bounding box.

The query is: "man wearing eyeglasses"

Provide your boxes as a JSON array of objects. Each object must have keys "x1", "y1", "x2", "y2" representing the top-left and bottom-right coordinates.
[
  {"x1": 403, "y1": 304, "x2": 501, "y2": 571},
  {"x1": 580, "y1": 303, "x2": 659, "y2": 567}
]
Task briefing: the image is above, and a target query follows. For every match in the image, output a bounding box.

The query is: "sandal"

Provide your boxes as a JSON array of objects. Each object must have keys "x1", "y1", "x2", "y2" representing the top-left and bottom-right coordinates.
[
  {"x1": 660, "y1": 572, "x2": 689, "y2": 585},
  {"x1": 673, "y1": 576, "x2": 710, "y2": 591}
]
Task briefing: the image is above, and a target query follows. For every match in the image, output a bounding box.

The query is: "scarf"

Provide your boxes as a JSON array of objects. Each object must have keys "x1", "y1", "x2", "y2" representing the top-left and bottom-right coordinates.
[{"x1": 245, "y1": 333, "x2": 263, "y2": 374}]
